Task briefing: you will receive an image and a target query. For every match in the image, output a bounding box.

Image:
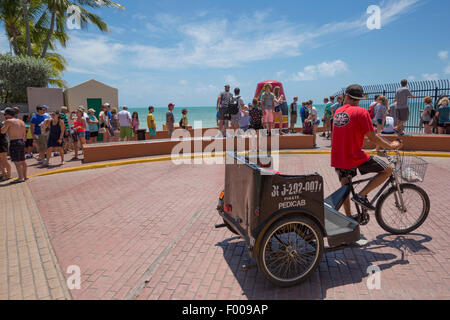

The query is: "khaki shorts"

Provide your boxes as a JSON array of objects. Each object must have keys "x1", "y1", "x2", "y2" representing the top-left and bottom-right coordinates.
[
  {"x1": 36, "y1": 134, "x2": 49, "y2": 152},
  {"x1": 120, "y1": 126, "x2": 133, "y2": 139}
]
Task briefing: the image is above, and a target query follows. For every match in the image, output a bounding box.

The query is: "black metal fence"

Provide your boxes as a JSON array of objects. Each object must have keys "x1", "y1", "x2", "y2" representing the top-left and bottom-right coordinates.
[{"x1": 333, "y1": 79, "x2": 450, "y2": 132}]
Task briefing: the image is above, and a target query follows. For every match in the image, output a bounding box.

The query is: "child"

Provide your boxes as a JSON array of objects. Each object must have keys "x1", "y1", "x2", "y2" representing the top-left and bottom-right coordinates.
[
  {"x1": 23, "y1": 115, "x2": 34, "y2": 159},
  {"x1": 322, "y1": 98, "x2": 332, "y2": 139},
  {"x1": 132, "y1": 112, "x2": 140, "y2": 133},
  {"x1": 436, "y1": 97, "x2": 450, "y2": 134},
  {"x1": 238, "y1": 105, "x2": 250, "y2": 134},
  {"x1": 249, "y1": 98, "x2": 264, "y2": 130},
  {"x1": 180, "y1": 109, "x2": 188, "y2": 130},
  {"x1": 289, "y1": 97, "x2": 298, "y2": 134},
  {"x1": 374, "y1": 96, "x2": 389, "y2": 152},
  {"x1": 421, "y1": 97, "x2": 433, "y2": 134},
  {"x1": 147, "y1": 106, "x2": 156, "y2": 138}
]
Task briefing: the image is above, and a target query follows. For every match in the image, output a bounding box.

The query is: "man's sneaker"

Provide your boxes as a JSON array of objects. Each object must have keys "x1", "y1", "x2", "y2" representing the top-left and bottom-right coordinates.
[
  {"x1": 320, "y1": 133, "x2": 326, "y2": 137},
  {"x1": 352, "y1": 194, "x2": 376, "y2": 211}
]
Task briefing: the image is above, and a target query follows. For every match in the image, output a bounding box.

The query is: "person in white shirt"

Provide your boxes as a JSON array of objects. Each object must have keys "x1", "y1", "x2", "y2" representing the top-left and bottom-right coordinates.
[{"x1": 117, "y1": 106, "x2": 133, "y2": 141}]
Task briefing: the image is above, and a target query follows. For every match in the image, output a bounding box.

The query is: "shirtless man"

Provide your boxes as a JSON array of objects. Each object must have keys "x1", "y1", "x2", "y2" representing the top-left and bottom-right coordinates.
[
  {"x1": 0, "y1": 113, "x2": 11, "y2": 181},
  {"x1": 1, "y1": 108, "x2": 27, "y2": 183}
]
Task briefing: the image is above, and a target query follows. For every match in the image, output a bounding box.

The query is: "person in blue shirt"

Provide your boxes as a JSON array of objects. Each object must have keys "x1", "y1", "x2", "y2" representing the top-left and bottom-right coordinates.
[
  {"x1": 30, "y1": 105, "x2": 50, "y2": 163},
  {"x1": 300, "y1": 102, "x2": 309, "y2": 127},
  {"x1": 436, "y1": 97, "x2": 450, "y2": 134}
]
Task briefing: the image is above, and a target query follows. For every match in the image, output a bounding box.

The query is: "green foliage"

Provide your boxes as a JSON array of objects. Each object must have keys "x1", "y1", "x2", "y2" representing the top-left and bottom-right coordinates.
[{"x1": 0, "y1": 53, "x2": 52, "y2": 103}]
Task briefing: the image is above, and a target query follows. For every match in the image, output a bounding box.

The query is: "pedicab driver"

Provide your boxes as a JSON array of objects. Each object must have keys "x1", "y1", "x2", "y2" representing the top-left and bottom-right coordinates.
[{"x1": 331, "y1": 85, "x2": 402, "y2": 217}]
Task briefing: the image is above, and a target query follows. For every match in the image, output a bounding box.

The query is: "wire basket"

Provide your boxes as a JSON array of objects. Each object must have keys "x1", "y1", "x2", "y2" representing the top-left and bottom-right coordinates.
[{"x1": 395, "y1": 154, "x2": 428, "y2": 183}]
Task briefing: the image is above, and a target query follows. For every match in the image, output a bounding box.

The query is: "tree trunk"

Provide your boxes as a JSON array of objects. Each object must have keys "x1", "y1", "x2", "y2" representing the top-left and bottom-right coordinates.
[
  {"x1": 41, "y1": 11, "x2": 56, "y2": 58},
  {"x1": 7, "y1": 25, "x2": 20, "y2": 56},
  {"x1": 21, "y1": 0, "x2": 32, "y2": 57}
]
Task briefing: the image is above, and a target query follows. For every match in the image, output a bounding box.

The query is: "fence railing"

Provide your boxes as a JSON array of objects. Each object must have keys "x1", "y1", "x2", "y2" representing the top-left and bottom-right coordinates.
[{"x1": 333, "y1": 79, "x2": 450, "y2": 132}]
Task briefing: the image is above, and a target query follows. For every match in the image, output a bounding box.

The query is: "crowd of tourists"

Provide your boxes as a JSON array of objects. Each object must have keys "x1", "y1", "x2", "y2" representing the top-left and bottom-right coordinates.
[{"x1": 215, "y1": 83, "x2": 343, "y2": 147}]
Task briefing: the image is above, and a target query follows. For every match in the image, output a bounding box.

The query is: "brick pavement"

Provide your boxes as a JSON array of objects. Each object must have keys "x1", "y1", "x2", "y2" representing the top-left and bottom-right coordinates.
[
  {"x1": 0, "y1": 181, "x2": 71, "y2": 300},
  {"x1": 23, "y1": 153, "x2": 449, "y2": 300}
]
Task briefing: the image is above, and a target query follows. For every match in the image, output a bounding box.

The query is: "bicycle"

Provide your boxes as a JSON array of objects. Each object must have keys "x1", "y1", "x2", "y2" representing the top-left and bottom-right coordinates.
[{"x1": 328, "y1": 150, "x2": 431, "y2": 235}]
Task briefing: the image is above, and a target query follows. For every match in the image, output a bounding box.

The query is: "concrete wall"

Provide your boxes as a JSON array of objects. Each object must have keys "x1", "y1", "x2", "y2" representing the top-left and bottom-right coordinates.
[
  {"x1": 83, "y1": 135, "x2": 315, "y2": 163},
  {"x1": 363, "y1": 135, "x2": 450, "y2": 152},
  {"x1": 64, "y1": 80, "x2": 119, "y2": 111},
  {"x1": 26, "y1": 88, "x2": 64, "y2": 114}
]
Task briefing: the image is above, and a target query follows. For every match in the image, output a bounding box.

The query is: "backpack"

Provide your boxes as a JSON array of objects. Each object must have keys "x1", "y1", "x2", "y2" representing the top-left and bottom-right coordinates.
[
  {"x1": 228, "y1": 96, "x2": 240, "y2": 115},
  {"x1": 303, "y1": 120, "x2": 313, "y2": 135},
  {"x1": 368, "y1": 102, "x2": 377, "y2": 119}
]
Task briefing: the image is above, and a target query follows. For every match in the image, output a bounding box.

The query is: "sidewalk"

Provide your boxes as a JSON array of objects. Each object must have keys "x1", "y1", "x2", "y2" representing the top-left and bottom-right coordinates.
[
  {"x1": 0, "y1": 181, "x2": 71, "y2": 300},
  {"x1": 24, "y1": 154, "x2": 450, "y2": 300}
]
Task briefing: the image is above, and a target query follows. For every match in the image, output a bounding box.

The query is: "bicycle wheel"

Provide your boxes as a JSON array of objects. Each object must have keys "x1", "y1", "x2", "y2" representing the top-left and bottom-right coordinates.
[
  {"x1": 257, "y1": 215, "x2": 324, "y2": 287},
  {"x1": 376, "y1": 183, "x2": 430, "y2": 235}
]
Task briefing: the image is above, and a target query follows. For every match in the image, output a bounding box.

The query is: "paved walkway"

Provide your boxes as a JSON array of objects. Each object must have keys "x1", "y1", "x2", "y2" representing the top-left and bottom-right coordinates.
[
  {"x1": 0, "y1": 182, "x2": 71, "y2": 300},
  {"x1": 12, "y1": 153, "x2": 449, "y2": 300}
]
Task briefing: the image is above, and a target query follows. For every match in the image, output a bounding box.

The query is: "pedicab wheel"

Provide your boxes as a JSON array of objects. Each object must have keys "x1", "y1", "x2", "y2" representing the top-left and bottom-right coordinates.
[
  {"x1": 375, "y1": 183, "x2": 430, "y2": 235},
  {"x1": 257, "y1": 215, "x2": 324, "y2": 287}
]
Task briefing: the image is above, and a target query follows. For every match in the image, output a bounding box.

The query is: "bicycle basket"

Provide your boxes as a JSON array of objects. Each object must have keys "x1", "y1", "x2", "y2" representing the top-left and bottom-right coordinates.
[{"x1": 395, "y1": 154, "x2": 428, "y2": 183}]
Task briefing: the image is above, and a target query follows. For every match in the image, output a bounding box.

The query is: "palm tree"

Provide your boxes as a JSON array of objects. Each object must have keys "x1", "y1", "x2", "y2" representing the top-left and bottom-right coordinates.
[
  {"x1": 1, "y1": 0, "x2": 124, "y2": 88},
  {"x1": 21, "y1": 0, "x2": 32, "y2": 56},
  {"x1": 0, "y1": 0, "x2": 22, "y2": 55}
]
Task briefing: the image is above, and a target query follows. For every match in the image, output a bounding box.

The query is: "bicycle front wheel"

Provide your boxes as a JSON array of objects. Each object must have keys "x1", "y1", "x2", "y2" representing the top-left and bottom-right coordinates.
[{"x1": 376, "y1": 183, "x2": 430, "y2": 235}]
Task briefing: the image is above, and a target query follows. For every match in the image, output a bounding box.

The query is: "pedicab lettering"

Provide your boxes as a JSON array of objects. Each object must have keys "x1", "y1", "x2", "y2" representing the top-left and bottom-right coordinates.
[
  {"x1": 279, "y1": 199, "x2": 306, "y2": 210},
  {"x1": 272, "y1": 180, "x2": 322, "y2": 198}
]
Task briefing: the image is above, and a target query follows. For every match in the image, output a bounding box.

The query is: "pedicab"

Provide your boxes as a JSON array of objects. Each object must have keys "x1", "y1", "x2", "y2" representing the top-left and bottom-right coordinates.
[
  {"x1": 216, "y1": 152, "x2": 361, "y2": 287},
  {"x1": 216, "y1": 151, "x2": 430, "y2": 287}
]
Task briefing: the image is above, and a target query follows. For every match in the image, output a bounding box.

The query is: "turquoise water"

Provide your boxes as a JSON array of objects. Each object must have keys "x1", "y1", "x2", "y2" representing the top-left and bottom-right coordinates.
[{"x1": 128, "y1": 105, "x2": 326, "y2": 131}]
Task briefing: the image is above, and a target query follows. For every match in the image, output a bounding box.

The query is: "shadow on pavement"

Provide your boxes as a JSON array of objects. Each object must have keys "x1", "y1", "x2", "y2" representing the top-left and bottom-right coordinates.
[{"x1": 216, "y1": 232, "x2": 432, "y2": 300}]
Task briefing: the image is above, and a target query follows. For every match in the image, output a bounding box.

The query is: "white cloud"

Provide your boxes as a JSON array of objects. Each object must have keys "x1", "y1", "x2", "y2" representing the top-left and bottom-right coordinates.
[
  {"x1": 422, "y1": 73, "x2": 439, "y2": 81},
  {"x1": 408, "y1": 76, "x2": 416, "y2": 81},
  {"x1": 61, "y1": 34, "x2": 124, "y2": 68},
  {"x1": 438, "y1": 51, "x2": 448, "y2": 60},
  {"x1": 276, "y1": 71, "x2": 286, "y2": 79},
  {"x1": 109, "y1": 26, "x2": 126, "y2": 35},
  {"x1": 445, "y1": 65, "x2": 450, "y2": 75},
  {"x1": 292, "y1": 60, "x2": 348, "y2": 82},
  {"x1": 60, "y1": 0, "x2": 421, "y2": 73},
  {"x1": 224, "y1": 75, "x2": 239, "y2": 87}
]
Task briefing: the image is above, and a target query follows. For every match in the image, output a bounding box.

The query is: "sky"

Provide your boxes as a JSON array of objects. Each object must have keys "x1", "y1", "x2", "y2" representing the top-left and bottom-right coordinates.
[{"x1": 1, "y1": 0, "x2": 450, "y2": 107}]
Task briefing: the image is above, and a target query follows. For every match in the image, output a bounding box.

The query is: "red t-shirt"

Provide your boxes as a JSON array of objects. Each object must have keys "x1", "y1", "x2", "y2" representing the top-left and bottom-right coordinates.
[{"x1": 331, "y1": 104, "x2": 374, "y2": 169}]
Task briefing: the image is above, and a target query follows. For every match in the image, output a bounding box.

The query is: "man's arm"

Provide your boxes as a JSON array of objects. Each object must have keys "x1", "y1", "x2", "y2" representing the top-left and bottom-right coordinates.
[{"x1": 365, "y1": 131, "x2": 402, "y2": 150}]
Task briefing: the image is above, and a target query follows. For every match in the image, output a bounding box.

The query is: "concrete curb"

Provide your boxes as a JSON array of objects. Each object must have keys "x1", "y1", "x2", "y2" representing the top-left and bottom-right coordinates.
[{"x1": 26, "y1": 150, "x2": 450, "y2": 179}]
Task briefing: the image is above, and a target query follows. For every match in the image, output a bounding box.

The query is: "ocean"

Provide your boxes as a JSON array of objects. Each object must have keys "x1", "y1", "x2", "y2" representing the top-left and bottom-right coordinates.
[{"x1": 128, "y1": 105, "x2": 327, "y2": 131}]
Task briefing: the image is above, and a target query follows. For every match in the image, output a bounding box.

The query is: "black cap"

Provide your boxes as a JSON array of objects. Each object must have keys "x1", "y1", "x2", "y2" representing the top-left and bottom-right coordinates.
[
  {"x1": 1, "y1": 107, "x2": 15, "y2": 116},
  {"x1": 345, "y1": 84, "x2": 365, "y2": 100}
]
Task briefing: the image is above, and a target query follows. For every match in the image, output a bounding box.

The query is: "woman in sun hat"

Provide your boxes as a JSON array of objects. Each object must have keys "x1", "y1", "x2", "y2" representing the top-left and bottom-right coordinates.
[{"x1": 87, "y1": 108, "x2": 99, "y2": 144}]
